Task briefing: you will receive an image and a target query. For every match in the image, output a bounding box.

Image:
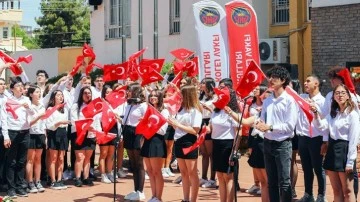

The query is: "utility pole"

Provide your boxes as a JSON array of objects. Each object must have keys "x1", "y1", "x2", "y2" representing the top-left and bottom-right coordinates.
[
  {"x1": 138, "y1": 0, "x2": 143, "y2": 60},
  {"x1": 154, "y1": 0, "x2": 158, "y2": 59},
  {"x1": 121, "y1": 0, "x2": 126, "y2": 62}
]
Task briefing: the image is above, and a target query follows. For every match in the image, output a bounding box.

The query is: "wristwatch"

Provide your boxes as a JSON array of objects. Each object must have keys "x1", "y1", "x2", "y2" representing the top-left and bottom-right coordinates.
[{"x1": 269, "y1": 125, "x2": 273, "y2": 132}]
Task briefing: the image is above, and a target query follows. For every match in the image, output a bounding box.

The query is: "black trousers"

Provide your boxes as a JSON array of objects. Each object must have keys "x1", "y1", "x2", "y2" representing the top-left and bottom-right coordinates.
[
  {"x1": 264, "y1": 138, "x2": 292, "y2": 202},
  {"x1": 298, "y1": 135, "x2": 326, "y2": 196},
  {"x1": 5, "y1": 130, "x2": 30, "y2": 191},
  {"x1": 64, "y1": 130, "x2": 76, "y2": 171},
  {"x1": 0, "y1": 131, "x2": 6, "y2": 187}
]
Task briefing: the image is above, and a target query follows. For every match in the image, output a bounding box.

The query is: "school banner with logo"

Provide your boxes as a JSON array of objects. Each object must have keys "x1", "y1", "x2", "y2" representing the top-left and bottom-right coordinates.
[
  {"x1": 225, "y1": 0, "x2": 260, "y2": 88},
  {"x1": 193, "y1": 0, "x2": 229, "y2": 83}
]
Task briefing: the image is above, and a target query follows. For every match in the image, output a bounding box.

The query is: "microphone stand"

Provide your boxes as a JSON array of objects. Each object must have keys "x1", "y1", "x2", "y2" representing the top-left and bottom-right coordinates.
[
  {"x1": 113, "y1": 126, "x2": 121, "y2": 202},
  {"x1": 228, "y1": 96, "x2": 252, "y2": 202}
]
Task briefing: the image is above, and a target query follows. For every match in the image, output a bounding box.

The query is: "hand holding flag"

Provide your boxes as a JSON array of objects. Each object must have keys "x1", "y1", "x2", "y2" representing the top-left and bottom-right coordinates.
[
  {"x1": 75, "y1": 119, "x2": 93, "y2": 145},
  {"x1": 135, "y1": 105, "x2": 167, "y2": 140},
  {"x1": 236, "y1": 61, "x2": 266, "y2": 98},
  {"x1": 182, "y1": 126, "x2": 207, "y2": 155}
]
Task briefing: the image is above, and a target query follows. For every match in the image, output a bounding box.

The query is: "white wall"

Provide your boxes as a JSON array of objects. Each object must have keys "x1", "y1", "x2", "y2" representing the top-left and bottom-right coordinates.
[
  {"x1": 90, "y1": 0, "x2": 268, "y2": 64},
  {"x1": 11, "y1": 48, "x2": 58, "y2": 82},
  {"x1": 312, "y1": 0, "x2": 360, "y2": 7}
]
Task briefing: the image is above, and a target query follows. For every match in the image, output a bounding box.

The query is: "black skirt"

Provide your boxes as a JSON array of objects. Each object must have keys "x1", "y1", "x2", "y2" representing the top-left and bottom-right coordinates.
[
  {"x1": 123, "y1": 125, "x2": 143, "y2": 150},
  {"x1": 164, "y1": 125, "x2": 175, "y2": 140},
  {"x1": 323, "y1": 137, "x2": 349, "y2": 172},
  {"x1": 174, "y1": 134, "x2": 198, "y2": 159},
  {"x1": 99, "y1": 124, "x2": 118, "y2": 146},
  {"x1": 247, "y1": 135, "x2": 265, "y2": 169},
  {"x1": 201, "y1": 118, "x2": 212, "y2": 140},
  {"x1": 140, "y1": 134, "x2": 167, "y2": 158},
  {"x1": 292, "y1": 134, "x2": 299, "y2": 151},
  {"x1": 29, "y1": 134, "x2": 46, "y2": 149},
  {"x1": 213, "y1": 139, "x2": 234, "y2": 173},
  {"x1": 74, "y1": 137, "x2": 96, "y2": 150},
  {"x1": 47, "y1": 128, "x2": 68, "y2": 151}
]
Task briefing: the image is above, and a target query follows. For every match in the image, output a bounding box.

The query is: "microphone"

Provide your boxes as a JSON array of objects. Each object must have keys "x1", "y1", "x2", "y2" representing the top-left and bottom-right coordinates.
[{"x1": 243, "y1": 92, "x2": 254, "y2": 100}]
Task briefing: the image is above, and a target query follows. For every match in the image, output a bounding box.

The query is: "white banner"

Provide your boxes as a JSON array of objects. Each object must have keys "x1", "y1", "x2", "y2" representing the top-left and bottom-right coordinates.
[{"x1": 193, "y1": 0, "x2": 229, "y2": 83}]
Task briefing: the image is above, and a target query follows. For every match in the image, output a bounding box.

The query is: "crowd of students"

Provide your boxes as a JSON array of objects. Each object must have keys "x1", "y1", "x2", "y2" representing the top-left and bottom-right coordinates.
[{"x1": 0, "y1": 61, "x2": 359, "y2": 202}]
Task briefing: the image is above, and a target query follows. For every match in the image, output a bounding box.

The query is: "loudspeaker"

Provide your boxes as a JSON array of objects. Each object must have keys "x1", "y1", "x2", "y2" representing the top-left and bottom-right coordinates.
[{"x1": 89, "y1": 0, "x2": 103, "y2": 6}]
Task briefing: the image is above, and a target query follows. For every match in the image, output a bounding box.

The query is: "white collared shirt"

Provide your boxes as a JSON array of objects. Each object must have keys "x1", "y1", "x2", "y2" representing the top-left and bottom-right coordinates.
[
  {"x1": 320, "y1": 91, "x2": 360, "y2": 118},
  {"x1": 260, "y1": 91, "x2": 298, "y2": 141},
  {"x1": 123, "y1": 102, "x2": 147, "y2": 127},
  {"x1": 157, "y1": 108, "x2": 170, "y2": 136},
  {"x1": 314, "y1": 108, "x2": 359, "y2": 167},
  {"x1": 200, "y1": 96, "x2": 216, "y2": 119},
  {"x1": 296, "y1": 92, "x2": 326, "y2": 138},
  {"x1": 46, "y1": 107, "x2": 69, "y2": 131},
  {"x1": 91, "y1": 86, "x2": 102, "y2": 100},
  {"x1": 174, "y1": 108, "x2": 202, "y2": 140},
  {"x1": 210, "y1": 110, "x2": 239, "y2": 140},
  {"x1": 70, "y1": 103, "x2": 101, "y2": 138},
  {"x1": 29, "y1": 103, "x2": 46, "y2": 134}
]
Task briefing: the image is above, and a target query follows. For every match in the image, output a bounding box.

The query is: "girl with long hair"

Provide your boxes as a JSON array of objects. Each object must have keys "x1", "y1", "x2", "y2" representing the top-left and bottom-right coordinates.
[
  {"x1": 25, "y1": 85, "x2": 46, "y2": 193},
  {"x1": 45, "y1": 90, "x2": 69, "y2": 190},
  {"x1": 314, "y1": 84, "x2": 359, "y2": 202},
  {"x1": 141, "y1": 89, "x2": 169, "y2": 202},
  {"x1": 168, "y1": 85, "x2": 203, "y2": 202}
]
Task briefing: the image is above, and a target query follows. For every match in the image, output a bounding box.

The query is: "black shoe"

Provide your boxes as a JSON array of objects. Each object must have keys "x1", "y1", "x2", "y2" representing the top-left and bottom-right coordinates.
[
  {"x1": 7, "y1": 189, "x2": 17, "y2": 198},
  {"x1": 58, "y1": 180, "x2": 68, "y2": 190},
  {"x1": 82, "y1": 178, "x2": 94, "y2": 186},
  {"x1": 74, "y1": 178, "x2": 83, "y2": 187},
  {"x1": 292, "y1": 188, "x2": 297, "y2": 198},
  {"x1": 16, "y1": 188, "x2": 28, "y2": 197},
  {"x1": 50, "y1": 182, "x2": 62, "y2": 190}
]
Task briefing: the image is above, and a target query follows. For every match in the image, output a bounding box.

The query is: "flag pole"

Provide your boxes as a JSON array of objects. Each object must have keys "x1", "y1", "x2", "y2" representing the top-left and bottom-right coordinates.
[
  {"x1": 153, "y1": 0, "x2": 158, "y2": 59},
  {"x1": 138, "y1": 0, "x2": 143, "y2": 60}
]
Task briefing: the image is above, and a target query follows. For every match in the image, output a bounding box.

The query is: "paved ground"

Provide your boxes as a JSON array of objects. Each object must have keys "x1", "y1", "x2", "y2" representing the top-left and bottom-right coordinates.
[{"x1": 0, "y1": 154, "x2": 335, "y2": 202}]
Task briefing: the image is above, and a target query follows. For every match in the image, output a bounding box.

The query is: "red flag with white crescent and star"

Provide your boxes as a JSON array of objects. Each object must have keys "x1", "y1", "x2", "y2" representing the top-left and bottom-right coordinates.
[
  {"x1": 135, "y1": 104, "x2": 166, "y2": 140},
  {"x1": 101, "y1": 101, "x2": 117, "y2": 133},
  {"x1": 171, "y1": 71, "x2": 183, "y2": 88},
  {"x1": 163, "y1": 91, "x2": 182, "y2": 116},
  {"x1": 81, "y1": 97, "x2": 103, "y2": 118},
  {"x1": 106, "y1": 86, "x2": 127, "y2": 109},
  {"x1": 139, "y1": 59, "x2": 164, "y2": 72},
  {"x1": 75, "y1": 119, "x2": 93, "y2": 145},
  {"x1": 236, "y1": 60, "x2": 266, "y2": 98},
  {"x1": 213, "y1": 87, "x2": 230, "y2": 109},
  {"x1": 103, "y1": 62, "x2": 128, "y2": 82},
  {"x1": 182, "y1": 126, "x2": 207, "y2": 155},
  {"x1": 92, "y1": 130, "x2": 116, "y2": 144},
  {"x1": 170, "y1": 48, "x2": 194, "y2": 61},
  {"x1": 140, "y1": 67, "x2": 164, "y2": 86},
  {"x1": 41, "y1": 103, "x2": 66, "y2": 120}
]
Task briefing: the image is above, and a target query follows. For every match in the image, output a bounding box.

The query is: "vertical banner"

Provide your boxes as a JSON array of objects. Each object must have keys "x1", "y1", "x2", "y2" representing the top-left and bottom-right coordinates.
[
  {"x1": 225, "y1": 0, "x2": 260, "y2": 88},
  {"x1": 193, "y1": 0, "x2": 229, "y2": 83}
]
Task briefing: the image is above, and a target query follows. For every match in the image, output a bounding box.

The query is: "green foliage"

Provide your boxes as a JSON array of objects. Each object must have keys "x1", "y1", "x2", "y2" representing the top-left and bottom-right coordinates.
[
  {"x1": 161, "y1": 62, "x2": 173, "y2": 75},
  {"x1": 11, "y1": 26, "x2": 40, "y2": 49},
  {"x1": 35, "y1": 0, "x2": 90, "y2": 48}
]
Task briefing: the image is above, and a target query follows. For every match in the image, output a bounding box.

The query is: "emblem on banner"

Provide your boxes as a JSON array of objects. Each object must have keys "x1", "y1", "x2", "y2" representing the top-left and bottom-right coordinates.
[
  {"x1": 199, "y1": 7, "x2": 220, "y2": 27},
  {"x1": 231, "y1": 7, "x2": 251, "y2": 27}
]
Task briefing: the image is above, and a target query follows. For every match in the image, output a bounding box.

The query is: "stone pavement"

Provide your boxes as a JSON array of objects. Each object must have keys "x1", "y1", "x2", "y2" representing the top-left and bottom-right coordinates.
[{"x1": 0, "y1": 156, "x2": 335, "y2": 202}]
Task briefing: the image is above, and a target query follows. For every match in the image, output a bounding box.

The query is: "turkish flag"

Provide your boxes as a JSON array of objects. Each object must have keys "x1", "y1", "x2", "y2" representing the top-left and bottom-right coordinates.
[
  {"x1": 213, "y1": 87, "x2": 230, "y2": 109},
  {"x1": 41, "y1": 103, "x2": 66, "y2": 120},
  {"x1": 171, "y1": 71, "x2": 183, "y2": 88},
  {"x1": 81, "y1": 97, "x2": 103, "y2": 118},
  {"x1": 236, "y1": 60, "x2": 266, "y2": 98},
  {"x1": 285, "y1": 86, "x2": 313, "y2": 136},
  {"x1": 92, "y1": 130, "x2": 116, "y2": 145},
  {"x1": 129, "y1": 48, "x2": 147, "y2": 61},
  {"x1": 75, "y1": 119, "x2": 93, "y2": 145},
  {"x1": 164, "y1": 91, "x2": 182, "y2": 115},
  {"x1": 106, "y1": 86, "x2": 127, "y2": 109},
  {"x1": 82, "y1": 43, "x2": 96, "y2": 63},
  {"x1": 173, "y1": 57, "x2": 199, "y2": 77},
  {"x1": 139, "y1": 59, "x2": 164, "y2": 72},
  {"x1": 140, "y1": 67, "x2": 164, "y2": 86},
  {"x1": 85, "y1": 63, "x2": 102, "y2": 75},
  {"x1": 170, "y1": 48, "x2": 194, "y2": 61},
  {"x1": 0, "y1": 51, "x2": 23, "y2": 75},
  {"x1": 69, "y1": 56, "x2": 84, "y2": 77},
  {"x1": 337, "y1": 68, "x2": 356, "y2": 94},
  {"x1": 5, "y1": 98, "x2": 23, "y2": 119},
  {"x1": 182, "y1": 126, "x2": 207, "y2": 155},
  {"x1": 16, "y1": 54, "x2": 32, "y2": 64},
  {"x1": 101, "y1": 101, "x2": 117, "y2": 133},
  {"x1": 135, "y1": 105, "x2": 166, "y2": 140},
  {"x1": 103, "y1": 62, "x2": 128, "y2": 82}
]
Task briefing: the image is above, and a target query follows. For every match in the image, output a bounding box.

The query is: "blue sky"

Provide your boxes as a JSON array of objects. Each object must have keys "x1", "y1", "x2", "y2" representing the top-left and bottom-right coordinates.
[{"x1": 21, "y1": 0, "x2": 42, "y2": 28}]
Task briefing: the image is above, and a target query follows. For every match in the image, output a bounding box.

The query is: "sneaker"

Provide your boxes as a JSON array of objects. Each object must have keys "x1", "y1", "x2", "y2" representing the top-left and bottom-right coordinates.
[
  {"x1": 148, "y1": 196, "x2": 161, "y2": 202},
  {"x1": 124, "y1": 191, "x2": 137, "y2": 200},
  {"x1": 36, "y1": 181, "x2": 45, "y2": 192},
  {"x1": 58, "y1": 180, "x2": 68, "y2": 190},
  {"x1": 170, "y1": 159, "x2": 178, "y2": 170},
  {"x1": 83, "y1": 178, "x2": 94, "y2": 186},
  {"x1": 297, "y1": 193, "x2": 315, "y2": 202},
  {"x1": 50, "y1": 182, "x2": 62, "y2": 190},
  {"x1": 16, "y1": 188, "x2": 28, "y2": 197},
  {"x1": 202, "y1": 180, "x2": 217, "y2": 188},
  {"x1": 173, "y1": 176, "x2": 182, "y2": 184},
  {"x1": 245, "y1": 185, "x2": 260, "y2": 194},
  {"x1": 166, "y1": 168, "x2": 175, "y2": 177},
  {"x1": 117, "y1": 168, "x2": 127, "y2": 178},
  {"x1": 106, "y1": 172, "x2": 115, "y2": 183},
  {"x1": 28, "y1": 182, "x2": 38, "y2": 193},
  {"x1": 162, "y1": 168, "x2": 170, "y2": 178},
  {"x1": 7, "y1": 189, "x2": 17, "y2": 199},
  {"x1": 256, "y1": 189, "x2": 261, "y2": 195},
  {"x1": 101, "y1": 174, "x2": 111, "y2": 184},
  {"x1": 74, "y1": 178, "x2": 83, "y2": 187},
  {"x1": 130, "y1": 191, "x2": 146, "y2": 201},
  {"x1": 199, "y1": 178, "x2": 208, "y2": 186},
  {"x1": 316, "y1": 194, "x2": 328, "y2": 202},
  {"x1": 145, "y1": 172, "x2": 150, "y2": 180}
]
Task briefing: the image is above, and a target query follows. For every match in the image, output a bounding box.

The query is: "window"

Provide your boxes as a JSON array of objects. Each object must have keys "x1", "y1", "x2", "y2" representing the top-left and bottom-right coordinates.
[
  {"x1": 169, "y1": 0, "x2": 180, "y2": 34},
  {"x1": 3, "y1": 27, "x2": 8, "y2": 39},
  {"x1": 107, "y1": 0, "x2": 131, "y2": 39},
  {"x1": 307, "y1": 0, "x2": 312, "y2": 21},
  {"x1": 272, "y1": 0, "x2": 289, "y2": 24}
]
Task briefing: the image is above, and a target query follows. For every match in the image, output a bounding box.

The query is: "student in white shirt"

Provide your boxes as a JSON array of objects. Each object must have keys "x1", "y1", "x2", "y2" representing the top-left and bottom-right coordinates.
[
  {"x1": 25, "y1": 85, "x2": 46, "y2": 193},
  {"x1": 122, "y1": 83, "x2": 148, "y2": 201},
  {"x1": 141, "y1": 89, "x2": 169, "y2": 202},
  {"x1": 168, "y1": 85, "x2": 203, "y2": 202},
  {"x1": 35, "y1": 70, "x2": 49, "y2": 98},
  {"x1": 198, "y1": 77, "x2": 217, "y2": 188},
  {"x1": 91, "y1": 75, "x2": 104, "y2": 99},
  {"x1": 45, "y1": 90, "x2": 69, "y2": 190},
  {"x1": 0, "y1": 78, "x2": 8, "y2": 191},
  {"x1": 313, "y1": 84, "x2": 359, "y2": 202},
  {"x1": 2, "y1": 77, "x2": 34, "y2": 198}
]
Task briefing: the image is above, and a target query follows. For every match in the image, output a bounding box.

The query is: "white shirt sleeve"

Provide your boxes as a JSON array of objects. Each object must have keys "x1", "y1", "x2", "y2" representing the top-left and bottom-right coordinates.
[
  {"x1": 0, "y1": 101, "x2": 9, "y2": 140},
  {"x1": 346, "y1": 111, "x2": 360, "y2": 167},
  {"x1": 157, "y1": 109, "x2": 170, "y2": 135}
]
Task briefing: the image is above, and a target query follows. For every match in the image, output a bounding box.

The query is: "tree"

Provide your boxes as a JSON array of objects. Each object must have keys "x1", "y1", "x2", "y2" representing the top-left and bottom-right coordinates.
[
  {"x1": 11, "y1": 26, "x2": 40, "y2": 49},
  {"x1": 35, "y1": 0, "x2": 90, "y2": 48}
]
